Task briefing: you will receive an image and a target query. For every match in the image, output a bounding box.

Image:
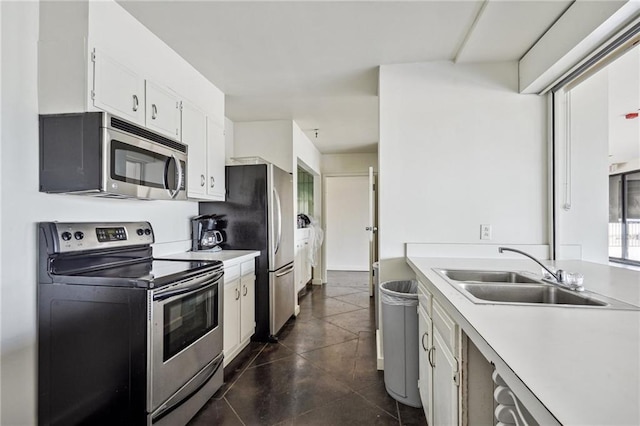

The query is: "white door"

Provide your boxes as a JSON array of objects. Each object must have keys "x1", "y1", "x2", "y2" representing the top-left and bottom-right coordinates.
[
  {"x1": 367, "y1": 167, "x2": 378, "y2": 295},
  {"x1": 325, "y1": 176, "x2": 369, "y2": 271}
]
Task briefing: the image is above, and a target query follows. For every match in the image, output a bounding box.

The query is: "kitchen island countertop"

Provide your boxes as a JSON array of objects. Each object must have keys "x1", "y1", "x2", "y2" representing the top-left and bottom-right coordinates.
[{"x1": 407, "y1": 257, "x2": 640, "y2": 426}]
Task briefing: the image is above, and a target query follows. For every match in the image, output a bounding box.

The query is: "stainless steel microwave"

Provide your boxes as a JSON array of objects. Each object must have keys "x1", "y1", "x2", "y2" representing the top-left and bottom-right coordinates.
[{"x1": 39, "y1": 112, "x2": 187, "y2": 200}]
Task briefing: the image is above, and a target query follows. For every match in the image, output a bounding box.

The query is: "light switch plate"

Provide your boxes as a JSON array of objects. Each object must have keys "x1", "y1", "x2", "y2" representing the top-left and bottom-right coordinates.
[{"x1": 480, "y1": 224, "x2": 492, "y2": 240}]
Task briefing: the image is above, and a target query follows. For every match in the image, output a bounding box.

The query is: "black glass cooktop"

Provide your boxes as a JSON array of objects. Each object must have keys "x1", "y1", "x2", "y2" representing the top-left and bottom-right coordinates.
[{"x1": 53, "y1": 259, "x2": 223, "y2": 289}]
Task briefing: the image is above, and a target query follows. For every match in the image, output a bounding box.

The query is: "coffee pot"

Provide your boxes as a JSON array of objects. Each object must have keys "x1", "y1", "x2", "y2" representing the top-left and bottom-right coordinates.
[{"x1": 191, "y1": 214, "x2": 225, "y2": 251}]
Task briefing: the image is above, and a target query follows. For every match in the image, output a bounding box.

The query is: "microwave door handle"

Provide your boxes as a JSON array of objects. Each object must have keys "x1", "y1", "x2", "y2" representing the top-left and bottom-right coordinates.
[
  {"x1": 164, "y1": 154, "x2": 183, "y2": 199},
  {"x1": 273, "y1": 188, "x2": 282, "y2": 255},
  {"x1": 174, "y1": 155, "x2": 184, "y2": 198}
]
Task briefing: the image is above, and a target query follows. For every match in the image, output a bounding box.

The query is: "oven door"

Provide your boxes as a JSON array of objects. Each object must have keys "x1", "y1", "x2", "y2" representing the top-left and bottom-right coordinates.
[
  {"x1": 148, "y1": 267, "x2": 223, "y2": 413},
  {"x1": 104, "y1": 128, "x2": 186, "y2": 200}
]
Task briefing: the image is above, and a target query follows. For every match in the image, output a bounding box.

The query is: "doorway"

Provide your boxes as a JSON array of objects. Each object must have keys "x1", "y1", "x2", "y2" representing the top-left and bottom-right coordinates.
[{"x1": 325, "y1": 176, "x2": 370, "y2": 271}]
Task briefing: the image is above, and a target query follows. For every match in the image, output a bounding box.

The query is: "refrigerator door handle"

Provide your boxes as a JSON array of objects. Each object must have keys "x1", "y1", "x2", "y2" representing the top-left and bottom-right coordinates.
[
  {"x1": 275, "y1": 263, "x2": 294, "y2": 277},
  {"x1": 273, "y1": 187, "x2": 282, "y2": 255}
]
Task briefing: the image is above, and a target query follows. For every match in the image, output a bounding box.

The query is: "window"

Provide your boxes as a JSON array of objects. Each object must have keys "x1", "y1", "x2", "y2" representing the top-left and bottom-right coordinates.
[{"x1": 609, "y1": 171, "x2": 640, "y2": 264}]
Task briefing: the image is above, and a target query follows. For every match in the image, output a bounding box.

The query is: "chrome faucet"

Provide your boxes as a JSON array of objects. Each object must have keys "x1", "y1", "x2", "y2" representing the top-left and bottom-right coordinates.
[{"x1": 498, "y1": 247, "x2": 584, "y2": 291}]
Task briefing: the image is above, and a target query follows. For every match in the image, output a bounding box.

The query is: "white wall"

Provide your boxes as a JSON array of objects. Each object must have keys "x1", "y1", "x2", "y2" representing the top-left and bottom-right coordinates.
[
  {"x1": 378, "y1": 61, "x2": 548, "y2": 281},
  {"x1": 325, "y1": 176, "x2": 370, "y2": 271},
  {"x1": 234, "y1": 120, "x2": 294, "y2": 172},
  {"x1": 321, "y1": 153, "x2": 378, "y2": 175},
  {"x1": 293, "y1": 121, "x2": 321, "y2": 176},
  {"x1": 555, "y1": 72, "x2": 610, "y2": 263},
  {"x1": 1, "y1": 4, "x2": 199, "y2": 424}
]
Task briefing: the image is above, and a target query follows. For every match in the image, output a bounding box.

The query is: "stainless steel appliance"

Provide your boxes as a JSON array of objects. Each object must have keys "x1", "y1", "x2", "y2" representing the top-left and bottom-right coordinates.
[
  {"x1": 191, "y1": 214, "x2": 225, "y2": 251},
  {"x1": 39, "y1": 112, "x2": 187, "y2": 200},
  {"x1": 37, "y1": 222, "x2": 223, "y2": 426},
  {"x1": 199, "y1": 160, "x2": 294, "y2": 341}
]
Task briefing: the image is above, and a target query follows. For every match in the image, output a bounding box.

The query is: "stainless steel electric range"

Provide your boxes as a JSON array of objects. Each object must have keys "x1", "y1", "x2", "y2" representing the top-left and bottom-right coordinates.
[{"x1": 37, "y1": 222, "x2": 224, "y2": 426}]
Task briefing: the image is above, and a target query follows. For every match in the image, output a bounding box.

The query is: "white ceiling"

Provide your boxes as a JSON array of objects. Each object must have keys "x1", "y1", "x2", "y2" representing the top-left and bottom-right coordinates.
[{"x1": 119, "y1": 0, "x2": 572, "y2": 154}]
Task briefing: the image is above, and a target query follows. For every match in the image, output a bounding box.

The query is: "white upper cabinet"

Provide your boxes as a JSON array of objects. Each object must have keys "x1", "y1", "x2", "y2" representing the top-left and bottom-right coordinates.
[
  {"x1": 206, "y1": 118, "x2": 226, "y2": 200},
  {"x1": 39, "y1": 1, "x2": 225, "y2": 145},
  {"x1": 183, "y1": 111, "x2": 225, "y2": 201},
  {"x1": 92, "y1": 49, "x2": 145, "y2": 125},
  {"x1": 182, "y1": 101, "x2": 208, "y2": 197},
  {"x1": 145, "y1": 81, "x2": 181, "y2": 139}
]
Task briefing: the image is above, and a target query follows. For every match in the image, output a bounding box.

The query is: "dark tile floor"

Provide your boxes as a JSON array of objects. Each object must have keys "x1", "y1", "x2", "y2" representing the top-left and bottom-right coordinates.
[{"x1": 189, "y1": 271, "x2": 427, "y2": 426}]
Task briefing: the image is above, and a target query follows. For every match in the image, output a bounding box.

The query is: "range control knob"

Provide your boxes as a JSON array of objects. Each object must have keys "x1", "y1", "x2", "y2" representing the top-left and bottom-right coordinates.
[
  {"x1": 61, "y1": 232, "x2": 72, "y2": 241},
  {"x1": 136, "y1": 229, "x2": 144, "y2": 236},
  {"x1": 144, "y1": 229, "x2": 152, "y2": 236},
  {"x1": 74, "y1": 231, "x2": 84, "y2": 240}
]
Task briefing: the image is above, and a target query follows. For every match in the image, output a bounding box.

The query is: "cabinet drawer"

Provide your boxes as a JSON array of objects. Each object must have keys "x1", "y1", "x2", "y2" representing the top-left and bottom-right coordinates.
[
  {"x1": 432, "y1": 299, "x2": 458, "y2": 354},
  {"x1": 417, "y1": 279, "x2": 432, "y2": 316},
  {"x1": 241, "y1": 259, "x2": 255, "y2": 275},
  {"x1": 225, "y1": 265, "x2": 241, "y2": 283}
]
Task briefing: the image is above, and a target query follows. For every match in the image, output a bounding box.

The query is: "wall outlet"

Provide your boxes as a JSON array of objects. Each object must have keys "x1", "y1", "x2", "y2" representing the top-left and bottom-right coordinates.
[{"x1": 480, "y1": 224, "x2": 492, "y2": 240}]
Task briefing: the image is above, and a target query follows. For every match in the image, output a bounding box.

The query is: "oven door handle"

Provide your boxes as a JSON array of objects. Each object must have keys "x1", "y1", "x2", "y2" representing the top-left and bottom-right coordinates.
[{"x1": 153, "y1": 270, "x2": 223, "y2": 301}]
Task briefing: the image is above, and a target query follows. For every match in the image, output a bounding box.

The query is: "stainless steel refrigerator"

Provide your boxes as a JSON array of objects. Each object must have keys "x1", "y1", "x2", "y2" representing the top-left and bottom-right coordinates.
[{"x1": 200, "y1": 161, "x2": 294, "y2": 341}]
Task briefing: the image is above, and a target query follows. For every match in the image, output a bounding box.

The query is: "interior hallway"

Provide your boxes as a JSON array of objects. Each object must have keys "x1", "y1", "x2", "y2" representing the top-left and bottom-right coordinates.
[{"x1": 189, "y1": 271, "x2": 426, "y2": 425}]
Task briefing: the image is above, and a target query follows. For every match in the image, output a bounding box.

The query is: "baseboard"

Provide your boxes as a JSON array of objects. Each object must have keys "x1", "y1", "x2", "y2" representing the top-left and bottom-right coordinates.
[
  {"x1": 294, "y1": 304, "x2": 300, "y2": 316},
  {"x1": 312, "y1": 278, "x2": 323, "y2": 285},
  {"x1": 376, "y1": 329, "x2": 384, "y2": 371}
]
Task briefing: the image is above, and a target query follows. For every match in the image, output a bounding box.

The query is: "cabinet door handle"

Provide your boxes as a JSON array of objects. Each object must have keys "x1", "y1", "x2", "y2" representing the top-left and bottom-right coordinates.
[
  {"x1": 132, "y1": 94, "x2": 139, "y2": 112},
  {"x1": 210, "y1": 177, "x2": 215, "y2": 188},
  {"x1": 428, "y1": 347, "x2": 435, "y2": 368},
  {"x1": 235, "y1": 288, "x2": 240, "y2": 300},
  {"x1": 421, "y1": 332, "x2": 429, "y2": 351},
  {"x1": 243, "y1": 285, "x2": 248, "y2": 296},
  {"x1": 151, "y1": 104, "x2": 158, "y2": 120},
  {"x1": 200, "y1": 175, "x2": 205, "y2": 187}
]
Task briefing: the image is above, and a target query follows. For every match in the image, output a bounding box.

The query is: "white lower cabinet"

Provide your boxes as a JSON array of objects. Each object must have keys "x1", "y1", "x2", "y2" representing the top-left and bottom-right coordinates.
[
  {"x1": 239, "y1": 263, "x2": 256, "y2": 344},
  {"x1": 432, "y1": 328, "x2": 459, "y2": 426},
  {"x1": 223, "y1": 259, "x2": 256, "y2": 366},
  {"x1": 418, "y1": 305, "x2": 433, "y2": 425},
  {"x1": 295, "y1": 229, "x2": 312, "y2": 292},
  {"x1": 418, "y1": 280, "x2": 461, "y2": 426}
]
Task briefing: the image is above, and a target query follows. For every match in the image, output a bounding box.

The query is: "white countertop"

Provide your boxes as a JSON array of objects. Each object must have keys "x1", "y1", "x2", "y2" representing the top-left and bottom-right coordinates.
[
  {"x1": 407, "y1": 257, "x2": 640, "y2": 426},
  {"x1": 159, "y1": 250, "x2": 259, "y2": 267}
]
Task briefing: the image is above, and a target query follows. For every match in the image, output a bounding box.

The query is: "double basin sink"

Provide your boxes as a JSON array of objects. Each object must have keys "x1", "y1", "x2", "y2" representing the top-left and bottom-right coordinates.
[{"x1": 434, "y1": 269, "x2": 639, "y2": 310}]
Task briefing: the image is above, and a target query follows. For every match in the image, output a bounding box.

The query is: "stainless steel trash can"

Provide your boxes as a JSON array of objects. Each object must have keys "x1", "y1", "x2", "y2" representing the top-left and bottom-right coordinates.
[{"x1": 380, "y1": 280, "x2": 421, "y2": 408}]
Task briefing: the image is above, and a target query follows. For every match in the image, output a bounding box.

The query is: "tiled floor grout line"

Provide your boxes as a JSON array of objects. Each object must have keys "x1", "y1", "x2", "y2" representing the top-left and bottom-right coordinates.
[
  {"x1": 216, "y1": 342, "x2": 269, "y2": 400},
  {"x1": 222, "y1": 396, "x2": 247, "y2": 426},
  {"x1": 191, "y1": 272, "x2": 424, "y2": 425}
]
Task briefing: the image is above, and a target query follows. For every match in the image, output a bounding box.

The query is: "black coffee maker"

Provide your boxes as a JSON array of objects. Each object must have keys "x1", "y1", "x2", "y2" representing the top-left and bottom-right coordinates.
[{"x1": 191, "y1": 214, "x2": 226, "y2": 251}]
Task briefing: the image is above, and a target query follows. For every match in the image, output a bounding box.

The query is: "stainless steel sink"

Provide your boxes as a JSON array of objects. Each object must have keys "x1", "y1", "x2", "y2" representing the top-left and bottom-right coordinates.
[
  {"x1": 439, "y1": 269, "x2": 540, "y2": 284},
  {"x1": 433, "y1": 269, "x2": 640, "y2": 310},
  {"x1": 458, "y1": 283, "x2": 606, "y2": 306}
]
